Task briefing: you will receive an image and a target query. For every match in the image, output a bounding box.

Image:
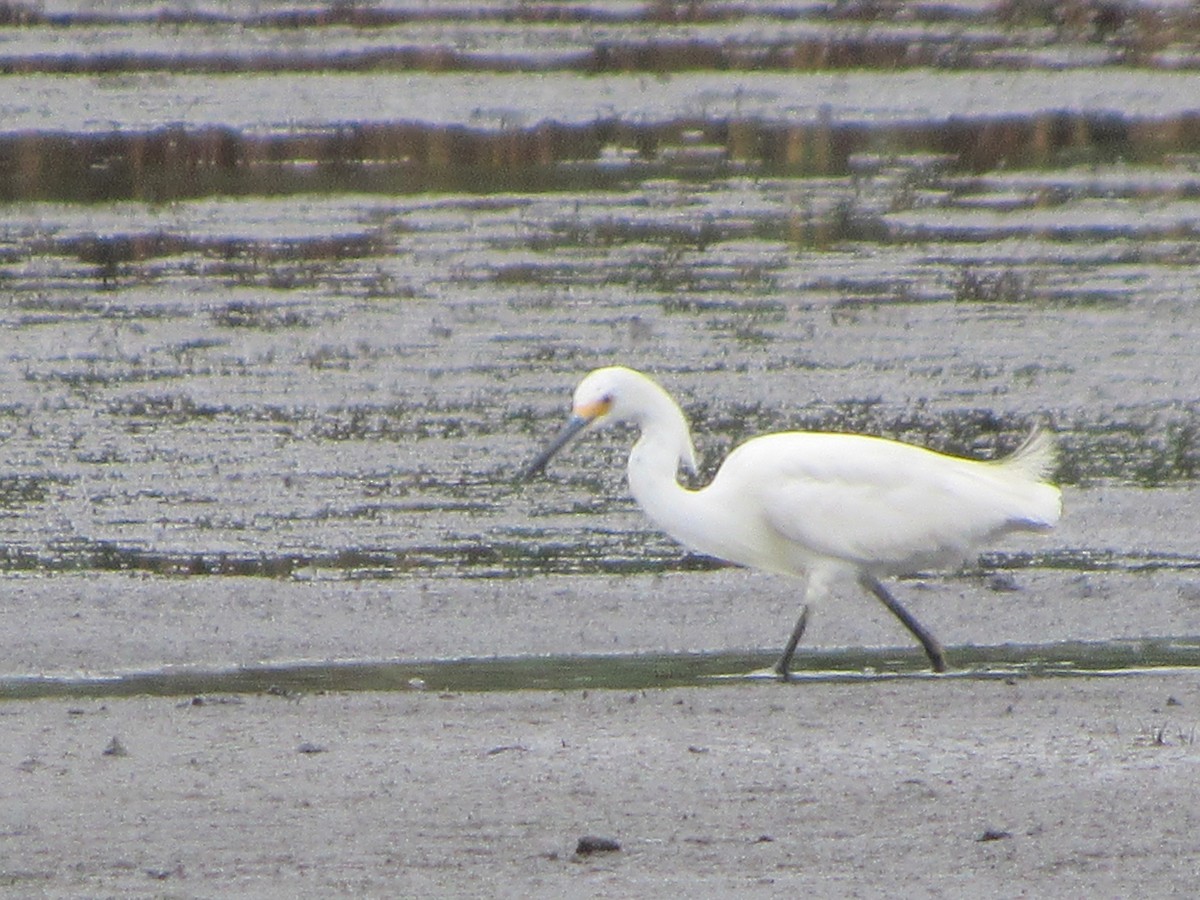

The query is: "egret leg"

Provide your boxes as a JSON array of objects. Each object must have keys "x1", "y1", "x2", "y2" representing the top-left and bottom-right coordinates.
[
  {"x1": 772, "y1": 605, "x2": 810, "y2": 681},
  {"x1": 774, "y1": 567, "x2": 838, "y2": 680},
  {"x1": 859, "y1": 574, "x2": 947, "y2": 673}
]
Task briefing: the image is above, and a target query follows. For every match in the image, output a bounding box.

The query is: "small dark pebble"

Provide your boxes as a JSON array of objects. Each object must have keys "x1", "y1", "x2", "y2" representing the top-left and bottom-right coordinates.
[
  {"x1": 296, "y1": 742, "x2": 327, "y2": 754},
  {"x1": 575, "y1": 835, "x2": 621, "y2": 856},
  {"x1": 102, "y1": 736, "x2": 128, "y2": 758},
  {"x1": 486, "y1": 744, "x2": 528, "y2": 756},
  {"x1": 977, "y1": 828, "x2": 1012, "y2": 842},
  {"x1": 179, "y1": 695, "x2": 245, "y2": 708},
  {"x1": 144, "y1": 865, "x2": 183, "y2": 880},
  {"x1": 986, "y1": 572, "x2": 1020, "y2": 592}
]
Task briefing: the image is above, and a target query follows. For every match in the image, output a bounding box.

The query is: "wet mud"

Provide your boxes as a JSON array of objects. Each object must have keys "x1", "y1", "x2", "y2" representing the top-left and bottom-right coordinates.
[
  {"x1": 4, "y1": 4, "x2": 1200, "y2": 896},
  {"x1": 1, "y1": 0, "x2": 1199, "y2": 686}
]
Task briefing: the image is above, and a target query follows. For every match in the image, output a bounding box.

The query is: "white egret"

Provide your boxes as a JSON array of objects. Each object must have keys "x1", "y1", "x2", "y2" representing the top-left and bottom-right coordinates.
[{"x1": 524, "y1": 366, "x2": 1061, "y2": 678}]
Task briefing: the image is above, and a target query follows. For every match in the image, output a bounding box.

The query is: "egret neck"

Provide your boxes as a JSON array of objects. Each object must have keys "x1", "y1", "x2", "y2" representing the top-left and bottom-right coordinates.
[{"x1": 620, "y1": 378, "x2": 714, "y2": 559}]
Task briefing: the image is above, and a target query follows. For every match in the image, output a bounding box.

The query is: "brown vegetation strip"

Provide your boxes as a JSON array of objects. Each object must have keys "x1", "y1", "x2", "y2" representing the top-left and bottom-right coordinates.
[
  {"x1": 3, "y1": 112, "x2": 1199, "y2": 202},
  {"x1": 0, "y1": 1, "x2": 1000, "y2": 28},
  {"x1": 2, "y1": 2, "x2": 1200, "y2": 74},
  {"x1": 0, "y1": 0, "x2": 1193, "y2": 33},
  {"x1": 0, "y1": 36, "x2": 1056, "y2": 76},
  {"x1": 4, "y1": 36, "x2": 1200, "y2": 76}
]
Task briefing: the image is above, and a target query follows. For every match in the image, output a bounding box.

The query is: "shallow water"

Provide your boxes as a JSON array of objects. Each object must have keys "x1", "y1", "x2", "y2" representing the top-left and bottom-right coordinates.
[
  {"x1": 5, "y1": 638, "x2": 1199, "y2": 701},
  {"x1": 2, "y1": 1, "x2": 1200, "y2": 694}
]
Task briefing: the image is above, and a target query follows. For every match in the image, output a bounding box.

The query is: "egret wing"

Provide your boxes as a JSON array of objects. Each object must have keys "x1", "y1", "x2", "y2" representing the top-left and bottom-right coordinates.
[{"x1": 735, "y1": 433, "x2": 1028, "y2": 573}]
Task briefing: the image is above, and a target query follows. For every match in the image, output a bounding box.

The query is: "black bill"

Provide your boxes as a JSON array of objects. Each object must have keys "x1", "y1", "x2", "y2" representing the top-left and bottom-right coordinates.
[{"x1": 522, "y1": 413, "x2": 590, "y2": 480}]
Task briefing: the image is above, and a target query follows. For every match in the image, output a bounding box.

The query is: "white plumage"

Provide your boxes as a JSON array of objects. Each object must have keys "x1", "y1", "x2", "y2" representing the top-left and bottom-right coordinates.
[{"x1": 525, "y1": 366, "x2": 1062, "y2": 677}]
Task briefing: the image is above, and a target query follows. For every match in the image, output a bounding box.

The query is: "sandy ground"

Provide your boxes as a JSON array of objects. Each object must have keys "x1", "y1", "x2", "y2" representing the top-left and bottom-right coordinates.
[
  {"x1": 3, "y1": 673, "x2": 1199, "y2": 897},
  {"x1": 2, "y1": 489, "x2": 1199, "y2": 896}
]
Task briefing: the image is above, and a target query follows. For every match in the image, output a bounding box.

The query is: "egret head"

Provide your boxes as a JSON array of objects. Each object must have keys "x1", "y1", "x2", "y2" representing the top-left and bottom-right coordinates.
[
  {"x1": 522, "y1": 367, "x2": 696, "y2": 480},
  {"x1": 522, "y1": 368, "x2": 626, "y2": 480}
]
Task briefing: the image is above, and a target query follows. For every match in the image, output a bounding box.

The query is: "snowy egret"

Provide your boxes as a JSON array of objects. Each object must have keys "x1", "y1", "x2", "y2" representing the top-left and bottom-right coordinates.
[{"x1": 524, "y1": 366, "x2": 1061, "y2": 678}]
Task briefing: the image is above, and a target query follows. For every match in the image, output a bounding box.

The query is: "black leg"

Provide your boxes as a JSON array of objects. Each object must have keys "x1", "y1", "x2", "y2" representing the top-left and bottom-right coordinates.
[
  {"x1": 773, "y1": 605, "x2": 810, "y2": 681},
  {"x1": 859, "y1": 574, "x2": 947, "y2": 673}
]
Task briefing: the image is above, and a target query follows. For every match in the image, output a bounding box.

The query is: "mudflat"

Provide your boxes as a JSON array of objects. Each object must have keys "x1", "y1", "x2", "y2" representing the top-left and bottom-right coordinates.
[
  {"x1": 4, "y1": 2, "x2": 1200, "y2": 895},
  {"x1": 4, "y1": 673, "x2": 1198, "y2": 897}
]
